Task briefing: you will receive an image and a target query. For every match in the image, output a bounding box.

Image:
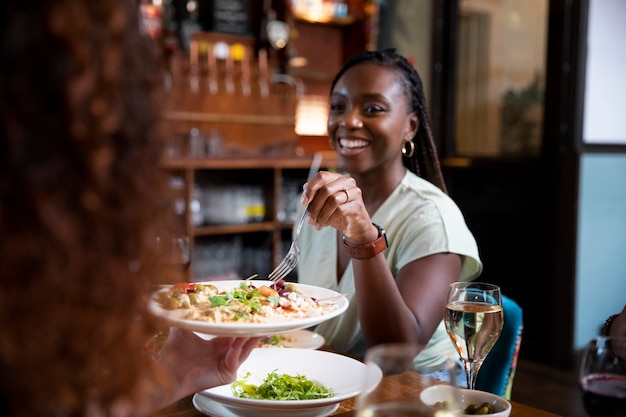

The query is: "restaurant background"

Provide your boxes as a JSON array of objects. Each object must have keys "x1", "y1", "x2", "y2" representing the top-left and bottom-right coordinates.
[{"x1": 150, "y1": 0, "x2": 626, "y2": 370}]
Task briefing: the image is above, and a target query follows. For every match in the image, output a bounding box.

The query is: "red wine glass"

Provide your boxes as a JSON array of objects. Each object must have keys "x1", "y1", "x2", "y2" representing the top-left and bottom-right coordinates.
[{"x1": 579, "y1": 336, "x2": 626, "y2": 417}]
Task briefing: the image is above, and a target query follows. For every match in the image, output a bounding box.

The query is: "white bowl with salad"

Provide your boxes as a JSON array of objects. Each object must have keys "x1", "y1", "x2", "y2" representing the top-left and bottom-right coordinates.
[{"x1": 194, "y1": 347, "x2": 381, "y2": 417}]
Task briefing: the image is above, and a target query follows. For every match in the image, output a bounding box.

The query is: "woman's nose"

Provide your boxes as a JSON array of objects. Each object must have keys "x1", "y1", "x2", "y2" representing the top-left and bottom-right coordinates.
[{"x1": 338, "y1": 109, "x2": 363, "y2": 128}]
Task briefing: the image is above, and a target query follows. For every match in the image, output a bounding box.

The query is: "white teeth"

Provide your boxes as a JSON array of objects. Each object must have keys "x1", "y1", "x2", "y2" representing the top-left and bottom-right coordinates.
[{"x1": 339, "y1": 138, "x2": 369, "y2": 149}]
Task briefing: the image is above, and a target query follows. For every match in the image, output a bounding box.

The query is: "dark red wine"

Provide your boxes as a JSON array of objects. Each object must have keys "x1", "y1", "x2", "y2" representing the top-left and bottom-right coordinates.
[{"x1": 581, "y1": 373, "x2": 626, "y2": 417}]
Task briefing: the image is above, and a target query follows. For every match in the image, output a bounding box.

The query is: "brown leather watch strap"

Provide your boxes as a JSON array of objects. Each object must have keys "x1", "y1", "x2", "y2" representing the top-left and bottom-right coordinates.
[{"x1": 343, "y1": 223, "x2": 388, "y2": 259}]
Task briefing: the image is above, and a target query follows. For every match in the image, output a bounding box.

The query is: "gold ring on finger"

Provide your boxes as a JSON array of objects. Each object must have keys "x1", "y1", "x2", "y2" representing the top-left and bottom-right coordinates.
[{"x1": 342, "y1": 187, "x2": 350, "y2": 203}]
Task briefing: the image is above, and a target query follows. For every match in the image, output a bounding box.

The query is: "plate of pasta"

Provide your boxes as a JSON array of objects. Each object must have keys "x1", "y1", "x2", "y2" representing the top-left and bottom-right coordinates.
[{"x1": 148, "y1": 279, "x2": 348, "y2": 337}]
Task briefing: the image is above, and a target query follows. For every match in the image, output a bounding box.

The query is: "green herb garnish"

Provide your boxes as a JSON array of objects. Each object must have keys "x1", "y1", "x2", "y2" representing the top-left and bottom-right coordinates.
[{"x1": 208, "y1": 282, "x2": 264, "y2": 320}]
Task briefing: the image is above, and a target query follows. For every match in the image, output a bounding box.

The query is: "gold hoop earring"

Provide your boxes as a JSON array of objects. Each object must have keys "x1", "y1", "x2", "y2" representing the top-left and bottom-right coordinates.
[{"x1": 401, "y1": 141, "x2": 415, "y2": 158}]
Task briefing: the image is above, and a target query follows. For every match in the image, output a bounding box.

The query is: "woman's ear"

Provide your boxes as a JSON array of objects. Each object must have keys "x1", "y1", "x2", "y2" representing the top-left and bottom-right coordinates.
[{"x1": 406, "y1": 112, "x2": 419, "y2": 140}]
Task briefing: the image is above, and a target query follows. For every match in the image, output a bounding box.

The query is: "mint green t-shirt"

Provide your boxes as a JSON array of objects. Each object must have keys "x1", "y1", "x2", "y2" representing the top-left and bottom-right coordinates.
[{"x1": 296, "y1": 171, "x2": 482, "y2": 369}]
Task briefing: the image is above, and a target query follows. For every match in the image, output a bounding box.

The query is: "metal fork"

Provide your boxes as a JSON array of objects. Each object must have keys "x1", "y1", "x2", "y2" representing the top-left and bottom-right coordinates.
[
  {"x1": 268, "y1": 152, "x2": 322, "y2": 283},
  {"x1": 268, "y1": 207, "x2": 308, "y2": 283}
]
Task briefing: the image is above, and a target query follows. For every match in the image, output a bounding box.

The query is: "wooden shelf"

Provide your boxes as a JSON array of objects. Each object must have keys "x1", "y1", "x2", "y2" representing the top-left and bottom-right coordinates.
[
  {"x1": 161, "y1": 152, "x2": 338, "y2": 170},
  {"x1": 194, "y1": 220, "x2": 297, "y2": 236},
  {"x1": 194, "y1": 222, "x2": 276, "y2": 236},
  {"x1": 163, "y1": 111, "x2": 295, "y2": 126},
  {"x1": 293, "y1": 13, "x2": 357, "y2": 26}
]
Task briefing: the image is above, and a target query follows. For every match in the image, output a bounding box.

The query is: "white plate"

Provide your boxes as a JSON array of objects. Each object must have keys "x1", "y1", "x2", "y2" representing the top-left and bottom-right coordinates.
[
  {"x1": 260, "y1": 329, "x2": 326, "y2": 349},
  {"x1": 195, "y1": 329, "x2": 326, "y2": 349},
  {"x1": 148, "y1": 280, "x2": 349, "y2": 337},
  {"x1": 200, "y1": 348, "x2": 382, "y2": 417},
  {"x1": 192, "y1": 393, "x2": 339, "y2": 417}
]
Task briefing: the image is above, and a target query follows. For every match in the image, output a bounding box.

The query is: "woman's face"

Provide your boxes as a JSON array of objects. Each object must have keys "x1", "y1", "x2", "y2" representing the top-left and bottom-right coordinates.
[{"x1": 328, "y1": 62, "x2": 418, "y2": 176}]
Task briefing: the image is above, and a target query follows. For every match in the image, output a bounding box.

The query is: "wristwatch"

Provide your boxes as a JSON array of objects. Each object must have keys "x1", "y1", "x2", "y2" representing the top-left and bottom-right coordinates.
[{"x1": 343, "y1": 223, "x2": 388, "y2": 259}]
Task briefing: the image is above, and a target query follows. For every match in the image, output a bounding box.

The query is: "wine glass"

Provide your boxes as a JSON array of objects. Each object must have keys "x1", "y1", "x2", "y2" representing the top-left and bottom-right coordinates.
[
  {"x1": 156, "y1": 235, "x2": 191, "y2": 282},
  {"x1": 444, "y1": 282, "x2": 503, "y2": 390},
  {"x1": 579, "y1": 336, "x2": 626, "y2": 417},
  {"x1": 356, "y1": 343, "x2": 459, "y2": 417}
]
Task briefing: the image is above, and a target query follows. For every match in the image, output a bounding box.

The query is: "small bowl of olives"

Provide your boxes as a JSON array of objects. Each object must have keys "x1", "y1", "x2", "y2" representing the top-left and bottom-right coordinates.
[{"x1": 420, "y1": 384, "x2": 511, "y2": 416}]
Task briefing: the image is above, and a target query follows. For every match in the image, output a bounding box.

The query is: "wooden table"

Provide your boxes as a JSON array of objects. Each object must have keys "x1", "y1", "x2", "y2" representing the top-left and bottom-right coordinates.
[{"x1": 153, "y1": 370, "x2": 560, "y2": 417}]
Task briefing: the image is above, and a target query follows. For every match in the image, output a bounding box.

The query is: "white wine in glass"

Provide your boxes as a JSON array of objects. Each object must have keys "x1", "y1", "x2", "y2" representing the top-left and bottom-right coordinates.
[{"x1": 445, "y1": 282, "x2": 503, "y2": 390}]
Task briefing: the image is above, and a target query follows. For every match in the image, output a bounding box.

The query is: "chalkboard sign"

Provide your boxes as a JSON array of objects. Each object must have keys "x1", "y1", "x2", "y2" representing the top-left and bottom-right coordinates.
[{"x1": 198, "y1": 0, "x2": 252, "y2": 36}]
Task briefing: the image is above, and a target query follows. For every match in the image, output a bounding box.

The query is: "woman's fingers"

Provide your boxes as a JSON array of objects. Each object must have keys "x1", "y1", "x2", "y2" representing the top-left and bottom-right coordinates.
[{"x1": 300, "y1": 172, "x2": 373, "y2": 238}]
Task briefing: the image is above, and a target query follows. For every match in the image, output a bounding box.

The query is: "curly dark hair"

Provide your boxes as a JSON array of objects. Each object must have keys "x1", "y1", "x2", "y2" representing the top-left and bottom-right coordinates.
[
  {"x1": 330, "y1": 48, "x2": 447, "y2": 193},
  {"x1": 0, "y1": 0, "x2": 175, "y2": 415}
]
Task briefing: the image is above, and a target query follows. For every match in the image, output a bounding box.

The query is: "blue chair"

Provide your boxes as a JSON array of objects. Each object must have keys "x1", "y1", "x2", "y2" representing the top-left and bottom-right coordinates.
[{"x1": 475, "y1": 295, "x2": 523, "y2": 399}]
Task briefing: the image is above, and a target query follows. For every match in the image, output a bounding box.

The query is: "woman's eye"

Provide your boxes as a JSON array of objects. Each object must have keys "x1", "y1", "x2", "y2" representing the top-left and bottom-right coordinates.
[
  {"x1": 329, "y1": 102, "x2": 345, "y2": 112},
  {"x1": 364, "y1": 105, "x2": 384, "y2": 114}
]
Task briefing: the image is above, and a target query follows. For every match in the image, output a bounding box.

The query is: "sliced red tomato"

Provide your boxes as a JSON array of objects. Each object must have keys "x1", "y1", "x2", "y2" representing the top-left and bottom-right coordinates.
[{"x1": 173, "y1": 282, "x2": 195, "y2": 293}]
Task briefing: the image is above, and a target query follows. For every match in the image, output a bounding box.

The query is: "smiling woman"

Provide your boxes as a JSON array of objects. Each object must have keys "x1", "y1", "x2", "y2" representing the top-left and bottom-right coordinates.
[{"x1": 295, "y1": 49, "x2": 482, "y2": 384}]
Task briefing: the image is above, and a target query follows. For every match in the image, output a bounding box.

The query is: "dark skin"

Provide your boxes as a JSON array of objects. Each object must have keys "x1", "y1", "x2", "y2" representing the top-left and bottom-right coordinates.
[
  {"x1": 301, "y1": 62, "x2": 462, "y2": 350},
  {"x1": 609, "y1": 305, "x2": 626, "y2": 339},
  {"x1": 608, "y1": 306, "x2": 626, "y2": 360}
]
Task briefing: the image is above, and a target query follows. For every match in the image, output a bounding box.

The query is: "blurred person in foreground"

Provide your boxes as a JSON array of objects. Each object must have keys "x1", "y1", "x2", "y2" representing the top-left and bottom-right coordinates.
[
  {"x1": 604, "y1": 306, "x2": 626, "y2": 360},
  {"x1": 603, "y1": 306, "x2": 626, "y2": 338},
  {"x1": 296, "y1": 49, "x2": 482, "y2": 382},
  {"x1": 0, "y1": 1, "x2": 257, "y2": 416}
]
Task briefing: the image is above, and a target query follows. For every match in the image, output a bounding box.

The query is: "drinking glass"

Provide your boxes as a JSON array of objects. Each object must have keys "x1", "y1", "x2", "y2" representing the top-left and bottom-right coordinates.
[
  {"x1": 356, "y1": 343, "x2": 458, "y2": 417},
  {"x1": 444, "y1": 282, "x2": 503, "y2": 390},
  {"x1": 579, "y1": 336, "x2": 626, "y2": 417}
]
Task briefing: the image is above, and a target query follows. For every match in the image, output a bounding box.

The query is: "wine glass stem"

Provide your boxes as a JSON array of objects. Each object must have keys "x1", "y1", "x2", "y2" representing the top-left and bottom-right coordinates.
[{"x1": 463, "y1": 360, "x2": 482, "y2": 390}]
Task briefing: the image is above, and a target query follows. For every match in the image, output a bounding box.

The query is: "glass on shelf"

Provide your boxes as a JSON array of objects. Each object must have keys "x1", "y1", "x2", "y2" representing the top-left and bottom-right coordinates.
[
  {"x1": 277, "y1": 178, "x2": 302, "y2": 222},
  {"x1": 187, "y1": 128, "x2": 223, "y2": 158},
  {"x1": 192, "y1": 236, "x2": 242, "y2": 280},
  {"x1": 192, "y1": 236, "x2": 272, "y2": 281},
  {"x1": 198, "y1": 184, "x2": 267, "y2": 225}
]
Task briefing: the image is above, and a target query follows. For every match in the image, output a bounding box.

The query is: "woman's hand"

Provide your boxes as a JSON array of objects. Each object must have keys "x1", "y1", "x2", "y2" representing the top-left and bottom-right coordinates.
[
  {"x1": 301, "y1": 171, "x2": 378, "y2": 244},
  {"x1": 157, "y1": 328, "x2": 259, "y2": 403}
]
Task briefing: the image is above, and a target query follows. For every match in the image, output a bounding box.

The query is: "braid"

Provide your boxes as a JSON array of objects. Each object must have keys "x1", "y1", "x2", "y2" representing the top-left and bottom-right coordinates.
[{"x1": 331, "y1": 48, "x2": 447, "y2": 193}]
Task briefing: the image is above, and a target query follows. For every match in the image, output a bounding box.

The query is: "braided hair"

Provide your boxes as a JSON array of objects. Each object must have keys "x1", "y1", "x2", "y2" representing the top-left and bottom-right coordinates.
[{"x1": 330, "y1": 48, "x2": 447, "y2": 193}]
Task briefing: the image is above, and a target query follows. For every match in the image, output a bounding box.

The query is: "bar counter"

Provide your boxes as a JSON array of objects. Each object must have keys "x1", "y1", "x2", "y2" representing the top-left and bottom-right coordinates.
[{"x1": 153, "y1": 370, "x2": 560, "y2": 417}]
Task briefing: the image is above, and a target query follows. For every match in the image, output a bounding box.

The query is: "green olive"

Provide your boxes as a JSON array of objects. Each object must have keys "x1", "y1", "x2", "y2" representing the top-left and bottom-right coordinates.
[
  {"x1": 432, "y1": 400, "x2": 449, "y2": 410},
  {"x1": 463, "y1": 402, "x2": 494, "y2": 415},
  {"x1": 166, "y1": 297, "x2": 181, "y2": 310},
  {"x1": 286, "y1": 283, "x2": 298, "y2": 292},
  {"x1": 194, "y1": 283, "x2": 205, "y2": 292},
  {"x1": 188, "y1": 292, "x2": 197, "y2": 305}
]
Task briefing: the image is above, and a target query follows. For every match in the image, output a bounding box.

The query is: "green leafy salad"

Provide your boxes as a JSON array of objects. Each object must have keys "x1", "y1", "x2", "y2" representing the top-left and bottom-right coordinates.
[{"x1": 231, "y1": 371, "x2": 335, "y2": 401}]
